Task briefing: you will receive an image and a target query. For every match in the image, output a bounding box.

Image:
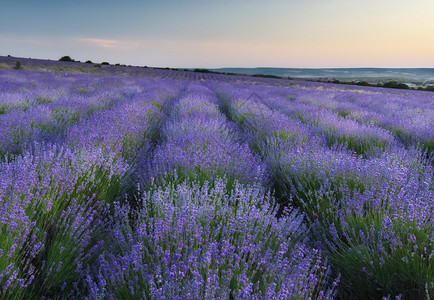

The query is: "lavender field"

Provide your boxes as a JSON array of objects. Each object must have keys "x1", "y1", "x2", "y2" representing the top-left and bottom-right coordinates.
[{"x1": 0, "y1": 65, "x2": 433, "y2": 299}]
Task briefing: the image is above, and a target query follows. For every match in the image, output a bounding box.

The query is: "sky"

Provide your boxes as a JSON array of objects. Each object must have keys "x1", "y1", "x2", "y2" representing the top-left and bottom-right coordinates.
[{"x1": 1, "y1": 0, "x2": 434, "y2": 68}]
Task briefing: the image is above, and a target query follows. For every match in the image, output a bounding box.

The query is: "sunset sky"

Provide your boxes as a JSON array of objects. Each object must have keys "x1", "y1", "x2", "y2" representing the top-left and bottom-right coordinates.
[{"x1": 1, "y1": 0, "x2": 434, "y2": 68}]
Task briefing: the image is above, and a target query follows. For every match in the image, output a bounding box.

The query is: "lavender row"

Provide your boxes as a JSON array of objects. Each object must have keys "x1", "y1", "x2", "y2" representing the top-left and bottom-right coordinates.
[
  {"x1": 65, "y1": 79, "x2": 184, "y2": 162},
  {"x1": 0, "y1": 144, "x2": 118, "y2": 297},
  {"x1": 0, "y1": 78, "x2": 124, "y2": 157},
  {"x1": 88, "y1": 83, "x2": 333, "y2": 298},
  {"x1": 266, "y1": 85, "x2": 434, "y2": 154},
  {"x1": 246, "y1": 87, "x2": 398, "y2": 157},
  {"x1": 0, "y1": 77, "x2": 186, "y2": 297},
  {"x1": 219, "y1": 81, "x2": 433, "y2": 155},
  {"x1": 142, "y1": 83, "x2": 268, "y2": 188},
  {"x1": 0, "y1": 69, "x2": 131, "y2": 114},
  {"x1": 332, "y1": 92, "x2": 434, "y2": 153},
  {"x1": 217, "y1": 83, "x2": 434, "y2": 299},
  {"x1": 88, "y1": 178, "x2": 334, "y2": 299},
  {"x1": 0, "y1": 69, "x2": 184, "y2": 158}
]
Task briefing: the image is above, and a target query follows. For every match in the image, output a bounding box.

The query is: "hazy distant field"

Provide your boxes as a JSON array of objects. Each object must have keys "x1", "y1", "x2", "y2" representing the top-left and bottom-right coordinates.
[
  {"x1": 211, "y1": 67, "x2": 434, "y2": 87},
  {"x1": 1, "y1": 59, "x2": 433, "y2": 299}
]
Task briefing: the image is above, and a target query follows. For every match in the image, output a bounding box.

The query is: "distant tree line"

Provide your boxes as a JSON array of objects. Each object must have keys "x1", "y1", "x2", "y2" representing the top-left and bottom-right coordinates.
[
  {"x1": 252, "y1": 74, "x2": 281, "y2": 79},
  {"x1": 331, "y1": 79, "x2": 434, "y2": 91},
  {"x1": 59, "y1": 56, "x2": 108, "y2": 66},
  {"x1": 54, "y1": 57, "x2": 434, "y2": 92}
]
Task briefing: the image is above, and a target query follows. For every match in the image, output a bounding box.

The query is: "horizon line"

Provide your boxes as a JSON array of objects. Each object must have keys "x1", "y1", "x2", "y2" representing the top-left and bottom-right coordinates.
[{"x1": 2, "y1": 55, "x2": 434, "y2": 70}]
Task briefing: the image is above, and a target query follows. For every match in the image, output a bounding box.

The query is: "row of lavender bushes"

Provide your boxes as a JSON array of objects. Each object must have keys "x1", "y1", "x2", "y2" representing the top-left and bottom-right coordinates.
[
  {"x1": 1, "y1": 67, "x2": 433, "y2": 298},
  {"x1": 0, "y1": 70, "x2": 185, "y2": 298},
  {"x1": 213, "y1": 81, "x2": 433, "y2": 299},
  {"x1": 86, "y1": 83, "x2": 334, "y2": 299},
  {"x1": 268, "y1": 86, "x2": 434, "y2": 154},
  {"x1": 1, "y1": 71, "x2": 334, "y2": 299}
]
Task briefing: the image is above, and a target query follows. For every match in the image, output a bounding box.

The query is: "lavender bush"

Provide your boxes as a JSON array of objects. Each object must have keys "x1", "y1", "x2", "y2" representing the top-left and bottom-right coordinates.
[
  {"x1": 144, "y1": 84, "x2": 269, "y2": 192},
  {"x1": 214, "y1": 81, "x2": 433, "y2": 299},
  {"x1": 89, "y1": 179, "x2": 334, "y2": 299},
  {"x1": 0, "y1": 144, "x2": 115, "y2": 298}
]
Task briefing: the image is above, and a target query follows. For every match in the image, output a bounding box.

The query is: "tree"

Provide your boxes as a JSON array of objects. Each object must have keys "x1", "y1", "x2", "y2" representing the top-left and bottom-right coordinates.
[{"x1": 59, "y1": 56, "x2": 74, "y2": 62}]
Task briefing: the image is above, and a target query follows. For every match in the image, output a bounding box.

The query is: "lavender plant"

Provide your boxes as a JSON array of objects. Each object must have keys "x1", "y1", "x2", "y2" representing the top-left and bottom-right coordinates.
[
  {"x1": 216, "y1": 81, "x2": 434, "y2": 299},
  {"x1": 89, "y1": 179, "x2": 334, "y2": 299},
  {"x1": 0, "y1": 145, "x2": 114, "y2": 298},
  {"x1": 144, "y1": 84, "x2": 269, "y2": 191}
]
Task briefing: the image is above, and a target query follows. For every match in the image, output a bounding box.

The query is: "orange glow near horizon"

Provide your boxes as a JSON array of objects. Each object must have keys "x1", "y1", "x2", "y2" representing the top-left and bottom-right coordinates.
[{"x1": 2, "y1": 0, "x2": 434, "y2": 67}]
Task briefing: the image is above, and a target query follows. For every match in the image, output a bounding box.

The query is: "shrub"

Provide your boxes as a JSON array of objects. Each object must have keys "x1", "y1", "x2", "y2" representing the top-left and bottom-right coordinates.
[
  {"x1": 355, "y1": 81, "x2": 371, "y2": 86},
  {"x1": 59, "y1": 56, "x2": 74, "y2": 62},
  {"x1": 12, "y1": 61, "x2": 23, "y2": 70},
  {"x1": 101, "y1": 62, "x2": 109, "y2": 65},
  {"x1": 194, "y1": 68, "x2": 213, "y2": 73},
  {"x1": 85, "y1": 60, "x2": 93, "y2": 64},
  {"x1": 252, "y1": 74, "x2": 280, "y2": 79},
  {"x1": 382, "y1": 81, "x2": 410, "y2": 90}
]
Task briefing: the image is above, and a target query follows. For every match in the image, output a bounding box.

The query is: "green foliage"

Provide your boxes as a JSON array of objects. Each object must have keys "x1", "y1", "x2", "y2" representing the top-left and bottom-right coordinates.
[
  {"x1": 0, "y1": 104, "x2": 9, "y2": 114},
  {"x1": 13, "y1": 61, "x2": 23, "y2": 70},
  {"x1": 330, "y1": 79, "x2": 419, "y2": 91},
  {"x1": 34, "y1": 96, "x2": 53, "y2": 105},
  {"x1": 0, "y1": 148, "x2": 128, "y2": 297},
  {"x1": 381, "y1": 81, "x2": 410, "y2": 90},
  {"x1": 325, "y1": 131, "x2": 388, "y2": 157},
  {"x1": 326, "y1": 215, "x2": 433, "y2": 299},
  {"x1": 58, "y1": 56, "x2": 74, "y2": 62},
  {"x1": 337, "y1": 110, "x2": 351, "y2": 118},
  {"x1": 421, "y1": 139, "x2": 434, "y2": 154},
  {"x1": 252, "y1": 74, "x2": 280, "y2": 79},
  {"x1": 355, "y1": 81, "x2": 370, "y2": 86},
  {"x1": 76, "y1": 88, "x2": 88, "y2": 94},
  {"x1": 151, "y1": 101, "x2": 163, "y2": 110},
  {"x1": 193, "y1": 68, "x2": 213, "y2": 73},
  {"x1": 150, "y1": 169, "x2": 241, "y2": 196}
]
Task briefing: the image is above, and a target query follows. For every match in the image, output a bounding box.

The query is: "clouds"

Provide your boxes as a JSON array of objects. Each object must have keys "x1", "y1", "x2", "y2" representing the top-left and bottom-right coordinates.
[{"x1": 76, "y1": 38, "x2": 140, "y2": 50}]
